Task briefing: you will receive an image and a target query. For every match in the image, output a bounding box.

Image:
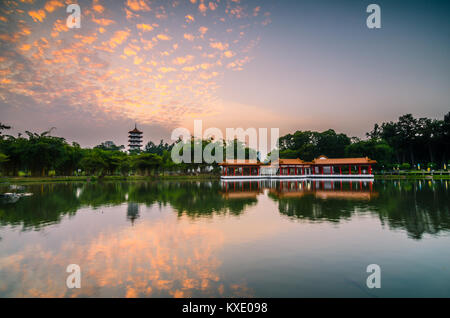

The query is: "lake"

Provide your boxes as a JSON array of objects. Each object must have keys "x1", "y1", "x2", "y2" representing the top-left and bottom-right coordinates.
[{"x1": 0, "y1": 179, "x2": 449, "y2": 297}]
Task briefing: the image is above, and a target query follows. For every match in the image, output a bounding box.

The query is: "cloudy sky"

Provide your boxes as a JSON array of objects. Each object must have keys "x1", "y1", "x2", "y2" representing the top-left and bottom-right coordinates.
[{"x1": 0, "y1": 0, "x2": 449, "y2": 147}]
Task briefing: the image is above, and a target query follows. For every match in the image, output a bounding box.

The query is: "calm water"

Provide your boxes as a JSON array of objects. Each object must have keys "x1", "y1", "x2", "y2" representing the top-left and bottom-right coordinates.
[{"x1": 0, "y1": 180, "x2": 449, "y2": 298}]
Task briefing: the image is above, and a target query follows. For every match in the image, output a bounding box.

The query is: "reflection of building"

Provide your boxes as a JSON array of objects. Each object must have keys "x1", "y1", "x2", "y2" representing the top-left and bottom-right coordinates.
[
  {"x1": 128, "y1": 124, "x2": 143, "y2": 152},
  {"x1": 222, "y1": 180, "x2": 378, "y2": 201},
  {"x1": 220, "y1": 181, "x2": 264, "y2": 199},
  {"x1": 219, "y1": 156, "x2": 376, "y2": 180},
  {"x1": 127, "y1": 202, "x2": 140, "y2": 224}
]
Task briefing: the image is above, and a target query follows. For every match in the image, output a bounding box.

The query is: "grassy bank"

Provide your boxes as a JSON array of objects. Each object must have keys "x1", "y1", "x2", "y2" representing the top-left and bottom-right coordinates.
[
  {"x1": 0, "y1": 174, "x2": 220, "y2": 184},
  {"x1": 2, "y1": 173, "x2": 450, "y2": 184},
  {"x1": 375, "y1": 173, "x2": 450, "y2": 180}
]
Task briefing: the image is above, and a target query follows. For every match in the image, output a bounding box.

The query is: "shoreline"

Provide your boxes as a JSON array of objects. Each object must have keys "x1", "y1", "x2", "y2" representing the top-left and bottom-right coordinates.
[
  {"x1": 1, "y1": 173, "x2": 450, "y2": 184},
  {"x1": 374, "y1": 174, "x2": 450, "y2": 180},
  {"x1": 0, "y1": 175, "x2": 220, "y2": 184}
]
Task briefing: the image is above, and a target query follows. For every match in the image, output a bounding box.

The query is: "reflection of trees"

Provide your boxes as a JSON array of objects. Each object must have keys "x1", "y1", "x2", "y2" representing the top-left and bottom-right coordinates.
[
  {"x1": 374, "y1": 181, "x2": 450, "y2": 239},
  {"x1": 269, "y1": 192, "x2": 354, "y2": 223},
  {"x1": 1, "y1": 181, "x2": 449, "y2": 239},
  {"x1": 0, "y1": 183, "x2": 81, "y2": 230},
  {"x1": 127, "y1": 181, "x2": 256, "y2": 218},
  {"x1": 77, "y1": 182, "x2": 129, "y2": 207},
  {"x1": 269, "y1": 180, "x2": 373, "y2": 223},
  {"x1": 269, "y1": 180, "x2": 450, "y2": 239},
  {"x1": 0, "y1": 181, "x2": 254, "y2": 230}
]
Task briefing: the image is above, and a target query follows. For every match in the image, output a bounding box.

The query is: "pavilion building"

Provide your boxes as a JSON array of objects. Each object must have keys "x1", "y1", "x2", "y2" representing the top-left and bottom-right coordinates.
[
  {"x1": 220, "y1": 160, "x2": 264, "y2": 180},
  {"x1": 219, "y1": 156, "x2": 376, "y2": 180},
  {"x1": 311, "y1": 156, "x2": 376, "y2": 176},
  {"x1": 128, "y1": 124, "x2": 143, "y2": 152}
]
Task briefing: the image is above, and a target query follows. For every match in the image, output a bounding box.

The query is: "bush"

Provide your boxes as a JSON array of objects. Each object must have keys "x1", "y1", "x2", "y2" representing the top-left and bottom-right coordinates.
[{"x1": 400, "y1": 163, "x2": 411, "y2": 170}]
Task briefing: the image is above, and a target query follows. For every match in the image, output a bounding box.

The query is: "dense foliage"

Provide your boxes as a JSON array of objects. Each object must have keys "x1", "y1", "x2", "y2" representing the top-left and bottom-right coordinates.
[
  {"x1": 0, "y1": 125, "x2": 252, "y2": 177},
  {"x1": 1, "y1": 112, "x2": 449, "y2": 176},
  {"x1": 279, "y1": 113, "x2": 450, "y2": 169}
]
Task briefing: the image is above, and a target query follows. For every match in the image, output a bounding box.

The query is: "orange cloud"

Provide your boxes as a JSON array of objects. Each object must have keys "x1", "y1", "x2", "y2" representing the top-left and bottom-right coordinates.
[
  {"x1": 105, "y1": 29, "x2": 130, "y2": 48},
  {"x1": 210, "y1": 41, "x2": 229, "y2": 51},
  {"x1": 157, "y1": 34, "x2": 171, "y2": 41},
  {"x1": 185, "y1": 15, "x2": 195, "y2": 23},
  {"x1": 93, "y1": 4, "x2": 105, "y2": 14},
  {"x1": 198, "y1": 3, "x2": 207, "y2": 13},
  {"x1": 136, "y1": 24, "x2": 153, "y2": 32},
  {"x1": 126, "y1": 0, "x2": 151, "y2": 12},
  {"x1": 159, "y1": 67, "x2": 176, "y2": 73},
  {"x1": 173, "y1": 55, "x2": 194, "y2": 65},
  {"x1": 198, "y1": 26, "x2": 208, "y2": 35},
  {"x1": 124, "y1": 46, "x2": 137, "y2": 56},
  {"x1": 224, "y1": 50, "x2": 235, "y2": 58},
  {"x1": 44, "y1": 0, "x2": 64, "y2": 13},
  {"x1": 19, "y1": 43, "x2": 32, "y2": 51},
  {"x1": 28, "y1": 10, "x2": 46, "y2": 23},
  {"x1": 184, "y1": 33, "x2": 195, "y2": 41},
  {"x1": 92, "y1": 18, "x2": 116, "y2": 26},
  {"x1": 1, "y1": 0, "x2": 267, "y2": 127}
]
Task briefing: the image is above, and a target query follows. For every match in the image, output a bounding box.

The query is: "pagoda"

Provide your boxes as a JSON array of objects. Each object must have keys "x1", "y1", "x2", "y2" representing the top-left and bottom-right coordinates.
[{"x1": 128, "y1": 124, "x2": 143, "y2": 152}]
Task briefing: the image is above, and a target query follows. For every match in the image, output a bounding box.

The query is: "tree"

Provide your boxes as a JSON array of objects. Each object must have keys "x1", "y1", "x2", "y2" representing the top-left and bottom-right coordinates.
[
  {"x1": 55, "y1": 142, "x2": 84, "y2": 176},
  {"x1": 95, "y1": 141, "x2": 125, "y2": 152},
  {"x1": 0, "y1": 153, "x2": 9, "y2": 175},
  {"x1": 345, "y1": 139, "x2": 394, "y2": 169},
  {"x1": 80, "y1": 150, "x2": 107, "y2": 175},
  {"x1": 118, "y1": 156, "x2": 131, "y2": 176},
  {"x1": 19, "y1": 129, "x2": 67, "y2": 176},
  {"x1": 368, "y1": 113, "x2": 450, "y2": 167},
  {"x1": 131, "y1": 153, "x2": 162, "y2": 176},
  {"x1": 279, "y1": 130, "x2": 350, "y2": 161},
  {"x1": 144, "y1": 140, "x2": 173, "y2": 156},
  {"x1": 0, "y1": 123, "x2": 11, "y2": 137}
]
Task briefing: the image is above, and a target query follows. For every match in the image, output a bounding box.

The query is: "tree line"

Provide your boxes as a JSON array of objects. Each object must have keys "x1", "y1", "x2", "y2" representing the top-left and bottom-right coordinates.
[
  {"x1": 0, "y1": 124, "x2": 252, "y2": 177},
  {"x1": 279, "y1": 113, "x2": 450, "y2": 170},
  {"x1": 1, "y1": 112, "x2": 449, "y2": 176}
]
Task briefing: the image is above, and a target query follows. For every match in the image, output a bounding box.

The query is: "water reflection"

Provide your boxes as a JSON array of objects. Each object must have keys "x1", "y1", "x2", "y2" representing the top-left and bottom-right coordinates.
[
  {"x1": 268, "y1": 180, "x2": 378, "y2": 224},
  {"x1": 0, "y1": 180, "x2": 450, "y2": 297},
  {"x1": 127, "y1": 202, "x2": 140, "y2": 225},
  {"x1": 221, "y1": 180, "x2": 450, "y2": 239},
  {"x1": 0, "y1": 180, "x2": 449, "y2": 239},
  {"x1": 0, "y1": 210, "x2": 252, "y2": 297}
]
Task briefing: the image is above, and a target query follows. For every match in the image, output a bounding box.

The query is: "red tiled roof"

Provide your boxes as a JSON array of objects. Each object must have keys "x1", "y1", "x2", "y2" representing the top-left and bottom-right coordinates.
[
  {"x1": 219, "y1": 159, "x2": 263, "y2": 166},
  {"x1": 312, "y1": 156, "x2": 377, "y2": 165},
  {"x1": 277, "y1": 158, "x2": 304, "y2": 165}
]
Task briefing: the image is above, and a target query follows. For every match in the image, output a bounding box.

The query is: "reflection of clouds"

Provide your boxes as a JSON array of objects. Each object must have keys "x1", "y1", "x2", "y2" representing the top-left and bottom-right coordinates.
[
  {"x1": 0, "y1": 0, "x2": 270, "y2": 127},
  {"x1": 0, "y1": 215, "x2": 252, "y2": 297}
]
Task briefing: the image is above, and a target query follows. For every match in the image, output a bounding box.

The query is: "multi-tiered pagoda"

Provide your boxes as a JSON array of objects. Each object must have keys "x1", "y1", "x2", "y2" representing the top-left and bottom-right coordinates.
[{"x1": 128, "y1": 124, "x2": 143, "y2": 152}]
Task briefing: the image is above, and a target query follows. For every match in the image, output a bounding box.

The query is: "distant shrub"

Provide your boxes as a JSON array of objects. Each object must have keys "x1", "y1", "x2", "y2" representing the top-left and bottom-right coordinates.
[{"x1": 400, "y1": 163, "x2": 411, "y2": 170}]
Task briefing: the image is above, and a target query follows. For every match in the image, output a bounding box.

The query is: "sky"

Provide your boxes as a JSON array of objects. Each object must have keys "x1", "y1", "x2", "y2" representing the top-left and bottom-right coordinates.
[{"x1": 0, "y1": 0, "x2": 449, "y2": 148}]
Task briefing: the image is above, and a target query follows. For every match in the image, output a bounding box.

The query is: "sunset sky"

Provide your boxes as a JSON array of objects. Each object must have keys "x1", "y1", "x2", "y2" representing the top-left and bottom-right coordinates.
[{"x1": 0, "y1": 0, "x2": 449, "y2": 147}]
